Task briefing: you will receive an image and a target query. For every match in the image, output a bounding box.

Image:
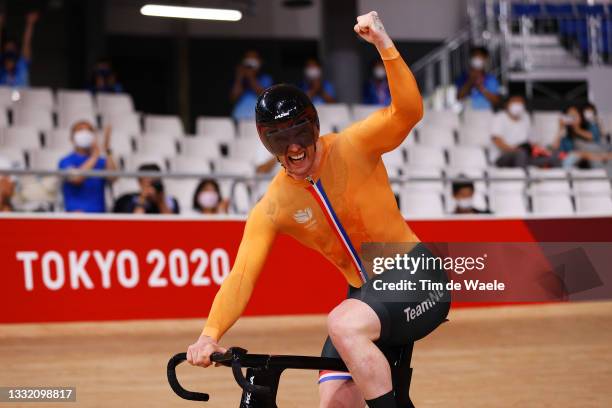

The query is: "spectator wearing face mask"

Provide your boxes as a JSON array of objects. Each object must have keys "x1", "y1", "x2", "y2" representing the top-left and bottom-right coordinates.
[
  {"x1": 192, "y1": 178, "x2": 229, "y2": 215},
  {"x1": 300, "y1": 58, "x2": 336, "y2": 105},
  {"x1": 456, "y1": 46, "x2": 501, "y2": 111},
  {"x1": 0, "y1": 11, "x2": 39, "y2": 87},
  {"x1": 113, "y1": 164, "x2": 179, "y2": 214},
  {"x1": 0, "y1": 154, "x2": 15, "y2": 212},
  {"x1": 581, "y1": 103, "x2": 605, "y2": 147},
  {"x1": 58, "y1": 122, "x2": 118, "y2": 213},
  {"x1": 230, "y1": 50, "x2": 273, "y2": 121},
  {"x1": 451, "y1": 177, "x2": 491, "y2": 215},
  {"x1": 491, "y1": 96, "x2": 533, "y2": 168},
  {"x1": 551, "y1": 105, "x2": 604, "y2": 169},
  {"x1": 89, "y1": 58, "x2": 123, "y2": 94},
  {"x1": 363, "y1": 60, "x2": 391, "y2": 106}
]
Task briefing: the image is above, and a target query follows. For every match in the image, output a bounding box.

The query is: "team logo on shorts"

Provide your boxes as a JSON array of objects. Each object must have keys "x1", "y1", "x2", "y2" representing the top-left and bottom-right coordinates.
[{"x1": 293, "y1": 208, "x2": 313, "y2": 224}]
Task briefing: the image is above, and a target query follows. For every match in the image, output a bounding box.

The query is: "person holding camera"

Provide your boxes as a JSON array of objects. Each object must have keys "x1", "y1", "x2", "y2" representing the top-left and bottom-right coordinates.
[
  {"x1": 230, "y1": 50, "x2": 273, "y2": 121},
  {"x1": 113, "y1": 163, "x2": 180, "y2": 214}
]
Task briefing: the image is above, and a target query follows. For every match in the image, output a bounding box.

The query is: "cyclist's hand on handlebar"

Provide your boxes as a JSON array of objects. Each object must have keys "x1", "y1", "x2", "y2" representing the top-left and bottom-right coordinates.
[{"x1": 186, "y1": 335, "x2": 227, "y2": 368}]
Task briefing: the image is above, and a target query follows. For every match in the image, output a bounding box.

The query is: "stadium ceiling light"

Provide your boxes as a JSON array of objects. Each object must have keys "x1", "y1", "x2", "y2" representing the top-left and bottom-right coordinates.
[{"x1": 140, "y1": 4, "x2": 242, "y2": 21}]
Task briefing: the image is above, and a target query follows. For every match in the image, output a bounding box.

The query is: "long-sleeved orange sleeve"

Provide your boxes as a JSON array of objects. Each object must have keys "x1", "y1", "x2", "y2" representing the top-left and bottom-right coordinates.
[
  {"x1": 348, "y1": 46, "x2": 423, "y2": 158},
  {"x1": 201, "y1": 201, "x2": 277, "y2": 341}
]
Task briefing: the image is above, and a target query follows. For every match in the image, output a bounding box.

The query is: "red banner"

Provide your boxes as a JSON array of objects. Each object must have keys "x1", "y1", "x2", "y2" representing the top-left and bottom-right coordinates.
[{"x1": 1, "y1": 215, "x2": 610, "y2": 323}]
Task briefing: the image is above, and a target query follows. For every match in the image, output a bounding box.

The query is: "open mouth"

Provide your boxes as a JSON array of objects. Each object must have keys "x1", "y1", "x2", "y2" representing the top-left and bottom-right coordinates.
[{"x1": 288, "y1": 151, "x2": 306, "y2": 163}]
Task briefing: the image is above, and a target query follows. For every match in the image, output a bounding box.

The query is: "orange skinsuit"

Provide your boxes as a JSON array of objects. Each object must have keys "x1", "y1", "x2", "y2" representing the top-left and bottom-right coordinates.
[{"x1": 203, "y1": 46, "x2": 423, "y2": 341}]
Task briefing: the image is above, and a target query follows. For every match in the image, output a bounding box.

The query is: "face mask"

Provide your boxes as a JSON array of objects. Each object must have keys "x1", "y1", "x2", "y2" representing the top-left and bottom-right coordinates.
[
  {"x1": 305, "y1": 66, "x2": 321, "y2": 80},
  {"x1": 471, "y1": 57, "x2": 485, "y2": 70},
  {"x1": 583, "y1": 110, "x2": 596, "y2": 122},
  {"x1": 456, "y1": 198, "x2": 473, "y2": 210},
  {"x1": 73, "y1": 130, "x2": 95, "y2": 149},
  {"x1": 243, "y1": 58, "x2": 261, "y2": 70},
  {"x1": 508, "y1": 103, "x2": 525, "y2": 118},
  {"x1": 198, "y1": 191, "x2": 219, "y2": 209},
  {"x1": 373, "y1": 66, "x2": 386, "y2": 80}
]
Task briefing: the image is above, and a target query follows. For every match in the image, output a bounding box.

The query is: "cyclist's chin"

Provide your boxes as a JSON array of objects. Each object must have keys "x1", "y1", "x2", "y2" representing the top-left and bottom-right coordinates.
[{"x1": 286, "y1": 156, "x2": 314, "y2": 180}]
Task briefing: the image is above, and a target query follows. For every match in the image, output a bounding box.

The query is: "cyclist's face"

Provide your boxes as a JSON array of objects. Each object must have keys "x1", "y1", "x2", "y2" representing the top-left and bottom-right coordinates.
[{"x1": 278, "y1": 142, "x2": 318, "y2": 180}]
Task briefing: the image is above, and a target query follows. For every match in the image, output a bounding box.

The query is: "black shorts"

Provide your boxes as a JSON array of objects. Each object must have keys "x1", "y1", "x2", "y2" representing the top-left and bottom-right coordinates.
[{"x1": 319, "y1": 243, "x2": 450, "y2": 382}]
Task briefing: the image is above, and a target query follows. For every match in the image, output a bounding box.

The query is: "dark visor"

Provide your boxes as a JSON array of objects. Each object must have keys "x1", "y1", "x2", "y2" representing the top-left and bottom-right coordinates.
[{"x1": 260, "y1": 120, "x2": 318, "y2": 156}]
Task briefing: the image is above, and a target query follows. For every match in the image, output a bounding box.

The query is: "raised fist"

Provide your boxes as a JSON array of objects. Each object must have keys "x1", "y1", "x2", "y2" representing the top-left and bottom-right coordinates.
[{"x1": 354, "y1": 11, "x2": 392, "y2": 49}]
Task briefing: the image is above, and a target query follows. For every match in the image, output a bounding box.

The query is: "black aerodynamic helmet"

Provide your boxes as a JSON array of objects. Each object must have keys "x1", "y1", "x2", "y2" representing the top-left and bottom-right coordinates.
[{"x1": 255, "y1": 84, "x2": 320, "y2": 156}]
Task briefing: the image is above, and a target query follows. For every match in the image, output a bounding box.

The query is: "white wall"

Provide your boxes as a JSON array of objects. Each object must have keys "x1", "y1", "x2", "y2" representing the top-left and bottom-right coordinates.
[
  {"x1": 106, "y1": 0, "x2": 321, "y2": 39},
  {"x1": 358, "y1": 0, "x2": 469, "y2": 41}
]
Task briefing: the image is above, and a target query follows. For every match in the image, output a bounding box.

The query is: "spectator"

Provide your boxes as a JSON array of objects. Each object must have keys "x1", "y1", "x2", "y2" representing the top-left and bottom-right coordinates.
[
  {"x1": 552, "y1": 105, "x2": 605, "y2": 169},
  {"x1": 580, "y1": 103, "x2": 605, "y2": 148},
  {"x1": 456, "y1": 46, "x2": 501, "y2": 110},
  {"x1": 113, "y1": 164, "x2": 179, "y2": 214},
  {"x1": 300, "y1": 58, "x2": 336, "y2": 105},
  {"x1": 491, "y1": 96, "x2": 533, "y2": 168},
  {"x1": 59, "y1": 122, "x2": 118, "y2": 212},
  {"x1": 192, "y1": 178, "x2": 229, "y2": 215},
  {"x1": 0, "y1": 155, "x2": 15, "y2": 211},
  {"x1": 89, "y1": 58, "x2": 123, "y2": 94},
  {"x1": 0, "y1": 11, "x2": 39, "y2": 87},
  {"x1": 363, "y1": 60, "x2": 391, "y2": 106},
  {"x1": 451, "y1": 176, "x2": 491, "y2": 215},
  {"x1": 230, "y1": 50, "x2": 272, "y2": 121}
]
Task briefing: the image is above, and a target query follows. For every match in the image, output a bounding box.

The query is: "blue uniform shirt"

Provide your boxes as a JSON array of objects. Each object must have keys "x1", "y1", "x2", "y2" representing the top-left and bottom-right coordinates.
[
  {"x1": 59, "y1": 152, "x2": 107, "y2": 213},
  {"x1": 363, "y1": 79, "x2": 391, "y2": 106},
  {"x1": 456, "y1": 73, "x2": 500, "y2": 110},
  {"x1": 232, "y1": 74, "x2": 273, "y2": 121},
  {"x1": 0, "y1": 57, "x2": 30, "y2": 87},
  {"x1": 299, "y1": 80, "x2": 336, "y2": 105}
]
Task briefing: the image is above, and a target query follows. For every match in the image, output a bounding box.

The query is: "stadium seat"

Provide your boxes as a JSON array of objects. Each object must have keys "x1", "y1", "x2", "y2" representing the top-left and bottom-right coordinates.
[
  {"x1": 58, "y1": 107, "x2": 97, "y2": 130},
  {"x1": 403, "y1": 167, "x2": 444, "y2": 192},
  {"x1": 421, "y1": 110, "x2": 460, "y2": 130},
  {"x1": 316, "y1": 104, "x2": 352, "y2": 131},
  {"x1": 110, "y1": 177, "x2": 140, "y2": 200},
  {"x1": 168, "y1": 156, "x2": 211, "y2": 174},
  {"x1": 406, "y1": 145, "x2": 446, "y2": 168},
  {"x1": 57, "y1": 89, "x2": 94, "y2": 111},
  {"x1": 196, "y1": 116, "x2": 236, "y2": 141},
  {"x1": 382, "y1": 148, "x2": 406, "y2": 169},
  {"x1": 488, "y1": 167, "x2": 527, "y2": 193},
  {"x1": 164, "y1": 179, "x2": 200, "y2": 214},
  {"x1": 463, "y1": 109, "x2": 494, "y2": 128},
  {"x1": 96, "y1": 93, "x2": 134, "y2": 117},
  {"x1": 457, "y1": 124, "x2": 492, "y2": 146},
  {"x1": 0, "y1": 147, "x2": 26, "y2": 169},
  {"x1": 351, "y1": 104, "x2": 381, "y2": 121},
  {"x1": 398, "y1": 189, "x2": 444, "y2": 218},
  {"x1": 214, "y1": 158, "x2": 255, "y2": 176},
  {"x1": 2, "y1": 127, "x2": 41, "y2": 150},
  {"x1": 18, "y1": 87, "x2": 55, "y2": 110},
  {"x1": 532, "y1": 111, "x2": 560, "y2": 146},
  {"x1": 418, "y1": 125, "x2": 456, "y2": 147},
  {"x1": 228, "y1": 137, "x2": 265, "y2": 163},
  {"x1": 102, "y1": 112, "x2": 141, "y2": 135},
  {"x1": 0, "y1": 86, "x2": 13, "y2": 109},
  {"x1": 489, "y1": 191, "x2": 528, "y2": 216},
  {"x1": 136, "y1": 134, "x2": 178, "y2": 156},
  {"x1": 109, "y1": 131, "x2": 135, "y2": 156},
  {"x1": 237, "y1": 120, "x2": 258, "y2": 139},
  {"x1": 144, "y1": 114, "x2": 184, "y2": 138},
  {"x1": 44, "y1": 129, "x2": 72, "y2": 150},
  {"x1": 0, "y1": 108, "x2": 7, "y2": 128},
  {"x1": 529, "y1": 168, "x2": 571, "y2": 194},
  {"x1": 532, "y1": 193, "x2": 574, "y2": 215},
  {"x1": 179, "y1": 137, "x2": 224, "y2": 160},
  {"x1": 28, "y1": 149, "x2": 66, "y2": 170},
  {"x1": 13, "y1": 106, "x2": 54, "y2": 130},
  {"x1": 575, "y1": 196, "x2": 612, "y2": 215},
  {"x1": 232, "y1": 181, "x2": 252, "y2": 214},
  {"x1": 448, "y1": 146, "x2": 488, "y2": 169},
  {"x1": 123, "y1": 154, "x2": 168, "y2": 171},
  {"x1": 571, "y1": 169, "x2": 611, "y2": 195}
]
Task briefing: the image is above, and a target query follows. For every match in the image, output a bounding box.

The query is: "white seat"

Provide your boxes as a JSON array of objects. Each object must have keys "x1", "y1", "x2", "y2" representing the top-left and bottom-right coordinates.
[
  {"x1": 144, "y1": 114, "x2": 184, "y2": 138},
  {"x1": 406, "y1": 146, "x2": 446, "y2": 168},
  {"x1": 575, "y1": 195, "x2": 612, "y2": 215},
  {"x1": 237, "y1": 120, "x2": 258, "y2": 139},
  {"x1": 532, "y1": 193, "x2": 574, "y2": 215},
  {"x1": 228, "y1": 137, "x2": 264, "y2": 163},
  {"x1": 529, "y1": 168, "x2": 570, "y2": 194},
  {"x1": 0, "y1": 86, "x2": 13, "y2": 108},
  {"x1": 196, "y1": 116, "x2": 236, "y2": 140},
  {"x1": 489, "y1": 191, "x2": 528, "y2": 216},
  {"x1": 316, "y1": 104, "x2": 352, "y2": 131},
  {"x1": 231, "y1": 181, "x2": 252, "y2": 214},
  {"x1": 457, "y1": 124, "x2": 492, "y2": 147},
  {"x1": 0, "y1": 108, "x2": 7, "y2": 128},
  {"x1": 352, "y1": 104, "x2": 381, "y2": 121},
  {"x1": 135, "y1": 133, "x2": 178, "y2": 156},
  {"x1": 180, "y1": 137, "x2": 223, "y2": 160},
  {"x1": 0, "y1": 148, "x2": 26, "y2": 169},
  {"x1": 28, "y1": 149, "x2": 66, "y2": 170},
  {"x1": 421, "y1": 110, "x2": 460, "y2": 130},
  {"x1": 18, "y1": 88, "x2": 55, "y2": 110},
  {"x1": 44, "y1": 129, "x2": 72, "y2": 150},
  {"x1": 3, "y1": 127, "x2": 41, "y2": 150},
  {"x1": 214, "y1": 158, "x2": 255, "y2": 176},
  {"x1": 382, "y1": 148, "x2": 405, "y2": 169},
  {"x1": 123, "y1": 154, "x2": 167, "y2": 171},
  {"x1": 12, "y1": 106, "x2": 54, "y2": 130},
  {"x1": 418, "y1": 126, "x2": 455, "y2": 147},
  {"x1": 58, "y1": 107, "x2": 96, "y2": 130},
  {"x1": 448, "y1": 146, "x2": 488, "y2": 169},
  {"x1": 571, "y1": 169, "x2": 611, "y2": 195},
  {"x1": 96, "y1": 93, "x2": 134, "y2": 116},
  {"x1": 399, "y1": 189, "x2": 444, "y2": 218},
  {"x1": 102, "y1": 112, "x2": 141, "y2": 135},
  {"x1": 488, "y1": 167, "x2": 527, "y2": 193},
  {"x1": 463, "y1": 109, "x2": 494, "y2": 128},
  {"x1": 168, "y1": 156, "x2": 211, "y2": 174},
  {"x1": 57, "y1": 89, "x2": 94, "y2": 111},
  {"x1": 111, "y1": 177, "x2": 140, "y2": 199},
  {"x1": 532, "y1": 111, "x2": 560, "y2": 146},
  {"x1": 165, "y1": 179, "x2": 200, "y2": 214},
  {"x1": 109, "y1": 131, "x2": 134, "y2": 156},
  {"x1": 403, "y1": 167, "x2": 444, "y2": 192}
]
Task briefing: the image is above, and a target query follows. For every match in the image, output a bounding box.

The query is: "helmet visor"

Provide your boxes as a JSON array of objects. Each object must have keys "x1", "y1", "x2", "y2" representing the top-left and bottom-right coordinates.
[{"x1": 259, "y1": 120, "x2": 318, "y2": 156}]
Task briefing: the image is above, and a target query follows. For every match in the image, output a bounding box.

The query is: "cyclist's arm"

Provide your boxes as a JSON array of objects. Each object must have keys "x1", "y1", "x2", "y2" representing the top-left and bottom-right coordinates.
[
  {"x1": 347, "y1": 46, "x2": 423, "y2": 158},
  {"x1": 201, "y1": 201, "x2": 277, "y2": 341}
]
